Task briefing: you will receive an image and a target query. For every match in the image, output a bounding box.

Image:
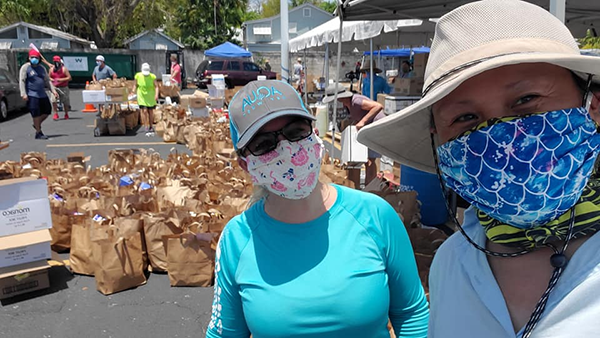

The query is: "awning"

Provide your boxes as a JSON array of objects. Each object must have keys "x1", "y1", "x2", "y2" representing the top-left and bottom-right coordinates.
[
  {"x1": 363, "y1": 46, "x2": 430, "y2": 57},
  {"x1": 339, "y1": 0, "x2": 600, "y2": 37},
  {"x1": 289, "y1": 17, "x2": 425, "y2": 52}
]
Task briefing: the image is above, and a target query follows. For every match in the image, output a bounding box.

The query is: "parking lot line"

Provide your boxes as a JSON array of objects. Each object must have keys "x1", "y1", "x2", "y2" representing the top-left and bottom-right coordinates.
[{"x1": 46, "y1": 142, "x2": 174, "y2": 148}]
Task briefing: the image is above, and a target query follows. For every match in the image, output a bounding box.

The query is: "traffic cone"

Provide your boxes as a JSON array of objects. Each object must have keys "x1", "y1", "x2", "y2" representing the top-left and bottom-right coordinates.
[{"x1": 82, "y1": 103, "x2": 98, "y2": 113}]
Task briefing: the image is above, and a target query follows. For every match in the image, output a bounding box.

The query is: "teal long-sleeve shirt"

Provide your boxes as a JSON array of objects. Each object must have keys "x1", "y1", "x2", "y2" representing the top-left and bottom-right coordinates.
[{"x1": 206, "y1": 184, "x2": 429, "y2": 338}]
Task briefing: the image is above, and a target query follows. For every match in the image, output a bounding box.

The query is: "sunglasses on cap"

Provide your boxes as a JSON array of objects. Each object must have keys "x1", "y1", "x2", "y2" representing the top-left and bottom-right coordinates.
[{"x1": 242, "y1": 119, "x2": 313, "y2": 157}]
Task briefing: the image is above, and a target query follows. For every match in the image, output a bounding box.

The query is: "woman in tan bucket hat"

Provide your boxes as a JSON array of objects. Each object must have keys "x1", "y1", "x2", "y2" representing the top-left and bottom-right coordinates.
[{"x1": 359, "y1": 0, "x2": 600, "y2": 337}]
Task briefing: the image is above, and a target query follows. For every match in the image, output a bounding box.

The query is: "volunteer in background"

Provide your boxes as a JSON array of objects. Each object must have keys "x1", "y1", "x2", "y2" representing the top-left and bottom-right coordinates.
[
  {"x1": 19, "y1": 49, "x2": 58, "y2": 140},
  {"x1": 323, "y1": 83, "x2": 384, "y2": 187},
  {"x1": 293, "y1": 57, "x2": 304, "y2": 93},
  {"x1": 170, "y1": 54, "x2": 182, "y2": 88},
  {"x1": 264, "y1": 59, "x2": 271, "y2": 72},
  {"x1": 400, "y1": 61, "x2": 413, "y2": 78},
  {"x1": 92, "y1": 55, "x2": 117, "y2": 82},
  {"x1": 361, "y1": 62, "x2": 391, "y2": 98},
  {"x1": 206, "y1": 80, "x2": 429, "y2": 338},
  {"x1": 42, "y1": 55, "x2": 72, "y2": 120},
  {"x1": 358, "y1": 1, "x2": 600, "y2": 337},
  {"x1": 132, "y1": 63, "x2": 159, "y2": 133}
]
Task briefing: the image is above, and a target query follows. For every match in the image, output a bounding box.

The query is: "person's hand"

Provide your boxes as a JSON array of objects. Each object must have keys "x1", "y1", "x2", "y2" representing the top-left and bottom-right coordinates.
[
  {"x1": 155, "y1": 95, "x2": 159, "y2": 102},
  {"x1": 22, "y1": 95, "x2": 28, "y2": 101},
  {"x1": 53, "y1": 91, "x2": 59, "y2": 99},
  {"x1": 356, "y1": 121, "x2": 366, "y2": 131}
]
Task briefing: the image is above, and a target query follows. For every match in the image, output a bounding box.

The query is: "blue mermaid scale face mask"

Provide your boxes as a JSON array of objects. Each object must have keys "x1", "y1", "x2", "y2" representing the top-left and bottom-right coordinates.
[{"x1": 437, "y1": 107, "x2": 600, "y2": 228}]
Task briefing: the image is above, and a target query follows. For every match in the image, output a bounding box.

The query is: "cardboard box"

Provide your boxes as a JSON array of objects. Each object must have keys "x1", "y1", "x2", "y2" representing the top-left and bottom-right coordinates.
[
  {"x1": 0, "y1": 178, "x2": 52, "y2": 237},
  {"x1": 385, "y1": 96, "x2": 419, "y2": 115},
  {"x1": 225, "y1": 87, "x2": 243, "y2": 103},
  {"x1": 180, "y1": 95, "x2": 207, "y2": 109},
  {"x1": 193, "y1": 90, "x2": 210, "y2": 99},
  {"x1": 160, "y1": 85, "x2": 180, "y2": 98},
  {"x1": 0, "y1": 230, "x2": 51, "y2": 269},
  {"x1": 341, "y1": 126, "x2": 368, "y2": 164},
  {"x1": 0, "y1": 259, "x2": 50, "y2": 300},
  {"x1": 377, "y1": 93, "x2": 388, "y2": 106},
  {"x1": 67, "y1": 152, "x2": 86, "y2": 164},
  {"x1": 190, "y1": 107, "x2": 209, "y2": 117},
  {"x1": 86, "y1": 83, "x2": 103, "y2": 90},
  {"x1": 82, "y1": 90, "x2": 106, "y2": 103},
  {"x1": 105, "y1": 87, "x2": 128, "y2": 97},
  {"x1": 393, "y1": 78, "x2": 424, "y2": 96}
]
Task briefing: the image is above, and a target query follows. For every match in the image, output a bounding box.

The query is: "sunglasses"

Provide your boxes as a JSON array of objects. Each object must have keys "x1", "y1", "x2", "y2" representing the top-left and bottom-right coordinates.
[{"x1": 243, "y1": 119, "x2": 313, "y2": 156}]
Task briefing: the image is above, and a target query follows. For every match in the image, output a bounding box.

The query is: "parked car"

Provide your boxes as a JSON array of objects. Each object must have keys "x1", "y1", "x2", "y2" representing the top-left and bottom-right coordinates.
[
  {"x1": 0, "y1": 68, "x2": 27, "y2": 120},
  {"x1": 195, "y1": 59, "x2": 277, "y2": 89}
]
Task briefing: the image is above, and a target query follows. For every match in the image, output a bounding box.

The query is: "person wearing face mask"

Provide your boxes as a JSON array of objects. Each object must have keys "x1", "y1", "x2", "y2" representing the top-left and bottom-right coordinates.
[
  {"x1": 19, "y1": 49, "x2": 58, "y2": 140},
  {"x1": 92, "y1": 55, "x2": 117, "y2": 82},
  {"x1": 205, "y1": 80, "x2": 429, "y2": 338},
  {"x1": 42, "y1": 55, "x2": 72, "y2": 120},
  {"x1": 169, "y1": 54, "x2": 182, "y2": 88},
  {"x1": 358, "y1": 1, "x2": 600, "y2": 337}
]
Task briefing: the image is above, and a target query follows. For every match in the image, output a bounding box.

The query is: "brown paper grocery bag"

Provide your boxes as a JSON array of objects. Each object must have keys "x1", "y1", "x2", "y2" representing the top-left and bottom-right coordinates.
[
  {"x1": 142, "y1": 214, "x2": 183, "y2": 272},
  {"x1": 69, "y1": 214, "x2": 96, "y2": 275},
  {"x1": 49, "y1": 213, "x2": 71, "y2": 252},
  {"x1": 164, "y1": 232, "x2": 215, "y2": 287},
  {"x1": 92, "y1": 229, "x2": 147, "y2": 295}
]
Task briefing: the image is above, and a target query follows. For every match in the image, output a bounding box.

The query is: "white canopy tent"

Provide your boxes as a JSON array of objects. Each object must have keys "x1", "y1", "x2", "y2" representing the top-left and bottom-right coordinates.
[
  {"x1": 338, "y1": 0, "x2": 600, "y2": 37},
  {"x1": 289, "y1": 15, "x2": 436, "y2": 156}
]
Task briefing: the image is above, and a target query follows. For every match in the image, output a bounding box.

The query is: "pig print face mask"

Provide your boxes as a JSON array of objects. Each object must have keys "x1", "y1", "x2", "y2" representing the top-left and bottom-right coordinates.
[{"x1": 246, "y1": 135, "x2": 324, "y2": 199}]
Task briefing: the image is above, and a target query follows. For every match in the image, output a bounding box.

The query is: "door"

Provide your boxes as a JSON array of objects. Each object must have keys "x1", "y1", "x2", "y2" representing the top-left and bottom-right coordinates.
[
  {"x1": 243, "y1": 62, "x2": 261, "y2": 82},
  {"x1": 0, "y1": 69, "x2": 19, "y2": 110},
  {"x1": 226, "y1": 61, "x2": 242, "y2": 86}
]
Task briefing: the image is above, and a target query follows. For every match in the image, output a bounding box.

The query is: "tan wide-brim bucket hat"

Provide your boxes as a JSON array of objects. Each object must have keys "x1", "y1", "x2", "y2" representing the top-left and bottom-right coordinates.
[{"x1": 358, "y1": 0, "x2": 600, "y2": 174}]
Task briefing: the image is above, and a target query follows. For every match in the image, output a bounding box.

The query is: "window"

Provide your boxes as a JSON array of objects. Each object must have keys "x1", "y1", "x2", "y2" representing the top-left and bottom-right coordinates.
[
  {"x1": 227, "y1": 61, "x2": 241, "y2": 71},
  {"x1": 243, "y1": 62, "x2": 260, "y2": 72},
  {"x1": 27, "y1": 28, "x2": 52, "y2": 39},
  {"x1": 303, "y1": 8, "x2": 311, "y2": 17},
  {"x1": 40, "y1": 41, "x2": 58, "y2": 49},
  {"x1": 208, "y1": 61, "x2": 224, "y2": 70},
  {"x1": 253, "y1": 25, "x2": 272, "y2": 35},
  {"x1": 0, "y1": 71, "x2": 8, "y2": 83},
  {"x1": 155, "y1": 43, "x2": 168, "y2": 50},
  {"x1": 0, "y1": 28, "x2": 17, "y2": 39},
  {"x1": 289, "y1": 22, "x2": 297, "y2": 34}
]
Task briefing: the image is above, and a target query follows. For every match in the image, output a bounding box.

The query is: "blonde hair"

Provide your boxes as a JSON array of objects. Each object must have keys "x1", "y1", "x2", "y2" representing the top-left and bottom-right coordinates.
[{"x1": 247, "y1": 186, "x2": 269, "y2": 209}]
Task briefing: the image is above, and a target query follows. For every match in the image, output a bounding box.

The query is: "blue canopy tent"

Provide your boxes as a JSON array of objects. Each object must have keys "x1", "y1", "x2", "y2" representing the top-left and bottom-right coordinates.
[
  {"x1": 363, "y1": 46, "x2": 430, "y2": 56},
  {"x1": 205, "y1": 42, "x2": 252, "y2": 58}
]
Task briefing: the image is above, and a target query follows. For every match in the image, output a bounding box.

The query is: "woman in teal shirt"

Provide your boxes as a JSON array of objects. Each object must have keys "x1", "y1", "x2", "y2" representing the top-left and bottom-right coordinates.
[{"x1": 206, "y1": 80, "x2": 428, "y2": 338}]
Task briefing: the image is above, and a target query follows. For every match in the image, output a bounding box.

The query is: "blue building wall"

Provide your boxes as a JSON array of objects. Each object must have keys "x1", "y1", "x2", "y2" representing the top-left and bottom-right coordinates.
[
  {"x1": 245, "y1": 4, "x2": 332, "y2": 52},
  {"x1": 0, "y1": 24, "x2": 73, "y2": 49},
  {"x1": 128, "y1": 31, "x2": 181, "y2": 50}
]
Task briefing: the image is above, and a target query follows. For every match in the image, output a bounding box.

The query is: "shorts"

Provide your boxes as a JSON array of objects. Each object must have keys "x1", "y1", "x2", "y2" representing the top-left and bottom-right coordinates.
[
  {"x1": 28, "y1": 96, "x2": 52, "y2": 117},
  {"x1": 139, "y1": 105, "x2": 156, "y2": 109},
  {"x1": 50, "y1": 87, "x2": 70, "y2": 107}
]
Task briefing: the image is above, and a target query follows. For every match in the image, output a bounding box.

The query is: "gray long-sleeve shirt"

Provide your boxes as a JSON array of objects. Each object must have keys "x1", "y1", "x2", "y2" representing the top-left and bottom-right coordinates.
[{"x1": 19, "y1": 62, "x2": 55, "y2": 98}]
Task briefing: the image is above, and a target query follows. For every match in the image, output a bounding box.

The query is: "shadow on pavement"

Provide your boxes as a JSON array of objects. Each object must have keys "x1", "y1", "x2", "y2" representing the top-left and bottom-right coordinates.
[{"x1": 0, "y1": 265, "x2": 73, "y2": 306}]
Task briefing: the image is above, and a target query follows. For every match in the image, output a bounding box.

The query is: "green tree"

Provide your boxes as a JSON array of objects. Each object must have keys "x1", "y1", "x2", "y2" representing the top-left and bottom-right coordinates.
[
  {"x1": 0, "y1": 0, "x2": 55, "y2": 26},
  {"x1": 175, "y1": 0, "x2": 248, "y2": 50}
]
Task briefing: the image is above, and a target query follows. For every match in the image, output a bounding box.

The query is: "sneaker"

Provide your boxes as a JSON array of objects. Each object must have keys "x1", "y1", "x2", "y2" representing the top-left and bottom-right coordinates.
[
  {"x1": 64, "y1": 114, "x2": 69, "y2": 120},
  {"x1": 144, "y1": 126, "x2": 149, "y2": 132},
  {"x1": 148, "y1": 126, "x2": 154, "y2": 132},
  {"x1": 35, "y1": 132, "x2": 49, "y2": 140},
  {"x1": 53, "y1": 113, "x2": 59, "y2": 121}
]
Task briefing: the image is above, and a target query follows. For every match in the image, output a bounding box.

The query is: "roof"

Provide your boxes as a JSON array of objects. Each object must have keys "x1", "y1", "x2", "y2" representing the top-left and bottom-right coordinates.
[
  {"x1": 123, "y1": 29, "x2": 185, "y2": 48},
  {"x1": 243, "y1": 3, "x2": 332, "y2": 25},
  {"x1": 0, "y1": 22, "x2": 92, "y2": 45},
  {"x1": 205, "y1": 42, "x2": 252, "y2": 58}
]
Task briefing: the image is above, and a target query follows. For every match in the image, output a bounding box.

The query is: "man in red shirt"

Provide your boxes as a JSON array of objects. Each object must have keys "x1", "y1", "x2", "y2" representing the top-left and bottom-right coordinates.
[{"x1": 170, "y1": 54, "x2": 182, "y2": 88}]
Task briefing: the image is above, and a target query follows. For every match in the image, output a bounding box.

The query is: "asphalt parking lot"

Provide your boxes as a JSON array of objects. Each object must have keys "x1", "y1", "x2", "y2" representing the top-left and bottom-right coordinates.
[{"x1": 0, "y1": 89, "x2": 215, "y2": 338}]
